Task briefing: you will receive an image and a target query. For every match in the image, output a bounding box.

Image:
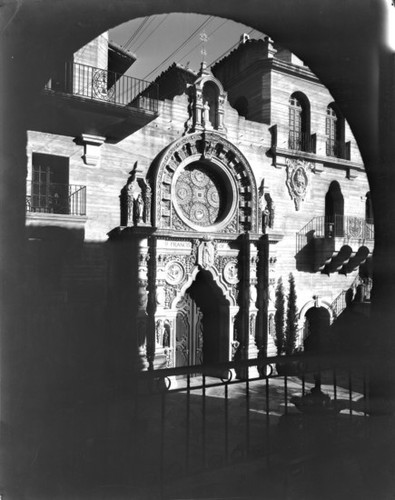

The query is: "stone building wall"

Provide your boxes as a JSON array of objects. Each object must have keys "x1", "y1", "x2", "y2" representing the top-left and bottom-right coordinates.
[{"x1": 25, "y1": 37, "x2": 372, "y2": 361}]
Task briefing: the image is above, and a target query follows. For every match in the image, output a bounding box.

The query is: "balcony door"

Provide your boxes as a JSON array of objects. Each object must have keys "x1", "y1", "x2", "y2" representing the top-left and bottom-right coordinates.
[
  {"x1": 325, "y1": 181, "x2": 344, "y2": 237},
  {"x1": 31, "y1": 153, "x2": 69, "y2": 214}
]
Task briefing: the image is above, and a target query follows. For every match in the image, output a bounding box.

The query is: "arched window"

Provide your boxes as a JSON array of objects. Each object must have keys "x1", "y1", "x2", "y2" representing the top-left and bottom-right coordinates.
[
  {"x1": 202, "y1": 81, "x2": 219, "y2": 129},
  {"x1": 325, "y1": 181, "x2": 344, "y2": 237},
  {"x1": 326, "y1": 103, "x2": 345, "y2": 158},
  {"x1": 288, "y1": 92, "x2": 311, "y2": 152}
]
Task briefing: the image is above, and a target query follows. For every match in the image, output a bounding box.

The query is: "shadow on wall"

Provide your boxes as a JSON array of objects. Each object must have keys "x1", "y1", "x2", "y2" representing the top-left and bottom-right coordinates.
[{"x1": 4, "y1": 223, "x2": 145, "y2": 498}]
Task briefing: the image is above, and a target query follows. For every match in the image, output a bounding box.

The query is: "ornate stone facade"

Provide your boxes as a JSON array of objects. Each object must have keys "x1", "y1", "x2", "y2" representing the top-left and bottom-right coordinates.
[{"x1": 285, "y1": 158, "x2": 312, "y2": 211}]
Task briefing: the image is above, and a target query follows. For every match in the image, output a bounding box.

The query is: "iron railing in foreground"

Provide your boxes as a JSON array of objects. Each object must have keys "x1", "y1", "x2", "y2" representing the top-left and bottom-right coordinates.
[
  {"x1": 133, "y1": 352, "x2": 371, "y2": 499},
  {"x1": 44, "y1": 61, "x2": 159, "y2": 113}
]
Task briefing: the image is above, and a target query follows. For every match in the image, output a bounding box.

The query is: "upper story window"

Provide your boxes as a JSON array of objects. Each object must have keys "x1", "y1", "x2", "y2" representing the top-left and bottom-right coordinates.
[
  {"x1": 26, "y1": 153, "x2": 86, "y2": 216},
  {"x1": 288, "y1": 92, "x2": 312, "y2": 152},
  {"x1": 326, "y1": 103, "x2": 347, "y2": 159}
]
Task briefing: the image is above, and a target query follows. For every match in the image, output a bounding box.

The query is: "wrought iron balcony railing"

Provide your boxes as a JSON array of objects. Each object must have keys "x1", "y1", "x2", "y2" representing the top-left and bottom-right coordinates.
[
  {"x1": 288, "y1": 132, "x2": 316, "y2": 153},
  {"x1": 297, "y1": 215, "x2": 374, "y2": 253},
  {"x1": 26, "y1": 181, "x2": 86, "y2": 216},
  {"x1": 326, "y1": 139, "x2": 351, "y2": 160},
  {"x1": 45, "y1": 61, "x2": 159, "y2": 113}
]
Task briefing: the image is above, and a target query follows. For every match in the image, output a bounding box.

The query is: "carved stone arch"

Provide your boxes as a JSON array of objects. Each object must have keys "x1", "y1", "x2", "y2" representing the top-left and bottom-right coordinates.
[
  {"x1": 170, "y1": 264, "x2": 234, "y2": 309},
  {"x1": 151, "y1": 131, "x2": 259, "y2": 233}
]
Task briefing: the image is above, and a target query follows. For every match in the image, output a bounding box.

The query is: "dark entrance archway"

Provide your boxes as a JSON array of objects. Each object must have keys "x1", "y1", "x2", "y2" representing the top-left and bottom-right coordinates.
[
  {"x1": 175, "y1": 270, "x2": 229, "y2": 367},
  {"x1": 304, "y1": 306, "x2": 331, "y2": 353}
]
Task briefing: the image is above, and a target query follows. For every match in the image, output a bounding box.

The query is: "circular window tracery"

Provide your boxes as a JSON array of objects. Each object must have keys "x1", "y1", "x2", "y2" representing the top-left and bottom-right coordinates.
[{"x1": 173, "y1": 161, "x2": 233, "y2": 230}]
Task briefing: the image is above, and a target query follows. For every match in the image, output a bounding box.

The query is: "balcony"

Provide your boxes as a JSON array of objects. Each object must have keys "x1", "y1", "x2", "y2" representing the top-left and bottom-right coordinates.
[
  {"x1": 296, "y1": 215, "x2": 374, "y2": 273},
  {"x1": 26, "y1": 181, "x2": 87, "y2": 229},
  {"x1": 288, "y1": 132, "x2": 316, "y2": 153},
  {"x1": 29, "y1": 62, "x2": 159, "y2": 143},
  {"x1": 326, "y1": 139, "x2": 351, "y2": 160}
]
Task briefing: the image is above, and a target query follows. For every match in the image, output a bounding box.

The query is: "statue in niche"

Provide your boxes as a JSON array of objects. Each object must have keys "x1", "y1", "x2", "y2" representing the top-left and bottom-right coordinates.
[
  {"x1": 203, "y1": 101, "x2": 211, "y2": 128},
  {"x1": 265, "y1": 193, "x2": 275, "y2": 229},
  {"x1": 133, "y1": 193, "x2": 144, "y2": 225},
  {"x1": 261, "y1": 192, "x2": 275, "y2": 231},
  {"x1": 120, "y1": 167, "x2": 137, "y2": 226},
  {"x1": 156, "y1": 320, "x2": 164, "y2": 346},
  {"x1": 121, "y1": 163, "x2": 149, "y2": 227},
  {"x1": 163, "y1": 322, "x2": 171, "y2": 348}
]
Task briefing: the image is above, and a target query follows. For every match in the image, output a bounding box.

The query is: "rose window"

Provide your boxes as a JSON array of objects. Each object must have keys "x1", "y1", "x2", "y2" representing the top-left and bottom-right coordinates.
[{"x1": 174, "y1": 162, "x2": 228, "y2": 228}]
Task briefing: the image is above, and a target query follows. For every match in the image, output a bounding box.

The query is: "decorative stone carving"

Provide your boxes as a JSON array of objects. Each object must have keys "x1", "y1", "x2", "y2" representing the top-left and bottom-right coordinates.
[
  {"x1": 185, "y1": 62, "x2": 227, "y2": 135},
  {"x1": 285, "y1": 159, "x2": 312, "y2": 210},
  {"x1": 198, "y1": 239, "x2": 216, "y2": 269},
  {"x1": 346, "y1": 216, "x2": 364, "y2": 238},
  {"x1": 153, "y1": 132, "x2": 258, "y2": 233},
  {"x1": 261, "y1": 193, "x2": 275, "y2": 230},
  {"x1": 120, "y1": 167, "x2": 152, "y2": 227},
  {"x1": 223, "y1": 260, "x2": 239, "y2": 284},
  {"x1": 156, "y1": 286, "x2": 166, "y2": 307},
  {"x1": 174, "y1": 164, "x2": 224, "y2": 227},
  {"x1": 164, "y1": 347, "x2": 173, "y2": 368},
  {"x1": 134, "y1": 193, "x2": 144, "y2": 225},
  {"x1": 143, "y1": 183, "x2": 152, "y2": 225},
  {"x1": 165, "y1": 260, "x2": 185, "y2": 285},
  {"x1": 155, "y1": 319, "x2": 164, "y2": 346},
  {"x1": 164, "y1": 285, "x2": 177, "y2": 309}
]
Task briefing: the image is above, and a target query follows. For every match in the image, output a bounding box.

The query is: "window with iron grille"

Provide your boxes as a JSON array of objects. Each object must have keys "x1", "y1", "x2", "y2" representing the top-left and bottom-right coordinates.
[
  {"x1": 30, "y1": 153, "x2": 69, "y2": 214},
  {"x1": 326, "y1": 104, "x2": 346, "y2": 158},
  {"x1": 289, "y1": 95, "x2": 303, "y2": 150},
  {"x1": 288, "y1": 93, "x2": 311, "y2": 151},
  {"x1": 326, "y1": 106, "x2": 338, "y2": 156}
]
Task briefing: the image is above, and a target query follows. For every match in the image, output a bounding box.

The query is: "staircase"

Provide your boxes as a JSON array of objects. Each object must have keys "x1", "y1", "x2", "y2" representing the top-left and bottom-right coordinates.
[{"x1": 330, "y1": 275, "x2": 372, "y2": 320}]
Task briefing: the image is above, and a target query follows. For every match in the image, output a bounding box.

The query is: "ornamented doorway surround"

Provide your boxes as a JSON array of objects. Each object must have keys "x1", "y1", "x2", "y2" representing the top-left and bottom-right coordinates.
[
  {"x1": 143, "y1": 131, "x2": 267, "y2": 370},
  {"x1": 110, "y1": 131, "x2": 283, "y2": 371}
]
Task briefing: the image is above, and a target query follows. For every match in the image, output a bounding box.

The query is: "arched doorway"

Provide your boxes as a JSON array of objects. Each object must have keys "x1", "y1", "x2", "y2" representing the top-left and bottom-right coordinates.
[
  {"x1": 325, "y1": 181, "x2": 344, "y2": 237},
  {"x1": 303, "y1": 306, "x2": 331, "y2": 353},
  {"x1": 175, "y1": 270, "x2": 230, "y2": 367}
]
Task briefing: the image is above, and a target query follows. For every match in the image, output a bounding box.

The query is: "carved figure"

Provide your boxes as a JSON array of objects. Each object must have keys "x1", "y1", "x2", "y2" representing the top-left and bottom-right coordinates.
[
  {"x1": 120, "y1": 167, "x2": 137, "y2": 226},
  {"x1": 163, "y1": 324, "x2": 170, "y2": 348},
  {"x1": 134, "y1": 193, "x2": 144, "y2": 225},
  {"x1": 203, "y1": 101, "x2": 211, "y2": 127},
  {"x1": 264, "y1": 193, "x2": 275, "y2": 229},
  {"x1": 156, "y1": 320, "x2": 164, "y2": 346}
]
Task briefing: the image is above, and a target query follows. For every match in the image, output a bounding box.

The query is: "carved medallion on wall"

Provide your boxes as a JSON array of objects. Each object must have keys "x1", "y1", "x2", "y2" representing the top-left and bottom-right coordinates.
[
  {"x1": 165, "y1": 261, "x2": 186, "y2": 285},
  {"x1": 223, "y1": 260, "x2": 239, "y2": 284},
  {"x1": 347, "y1": 216, "x2": 363, "y2": 238},
  {"x1": 285, "y1": 159, "x2": 312, "y2": 211}
]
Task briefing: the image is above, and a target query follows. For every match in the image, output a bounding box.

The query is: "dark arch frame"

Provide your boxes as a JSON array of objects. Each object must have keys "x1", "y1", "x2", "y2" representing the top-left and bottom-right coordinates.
[{"x1": 2, "y1": 6, "x2": 395, "y2": 496}]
